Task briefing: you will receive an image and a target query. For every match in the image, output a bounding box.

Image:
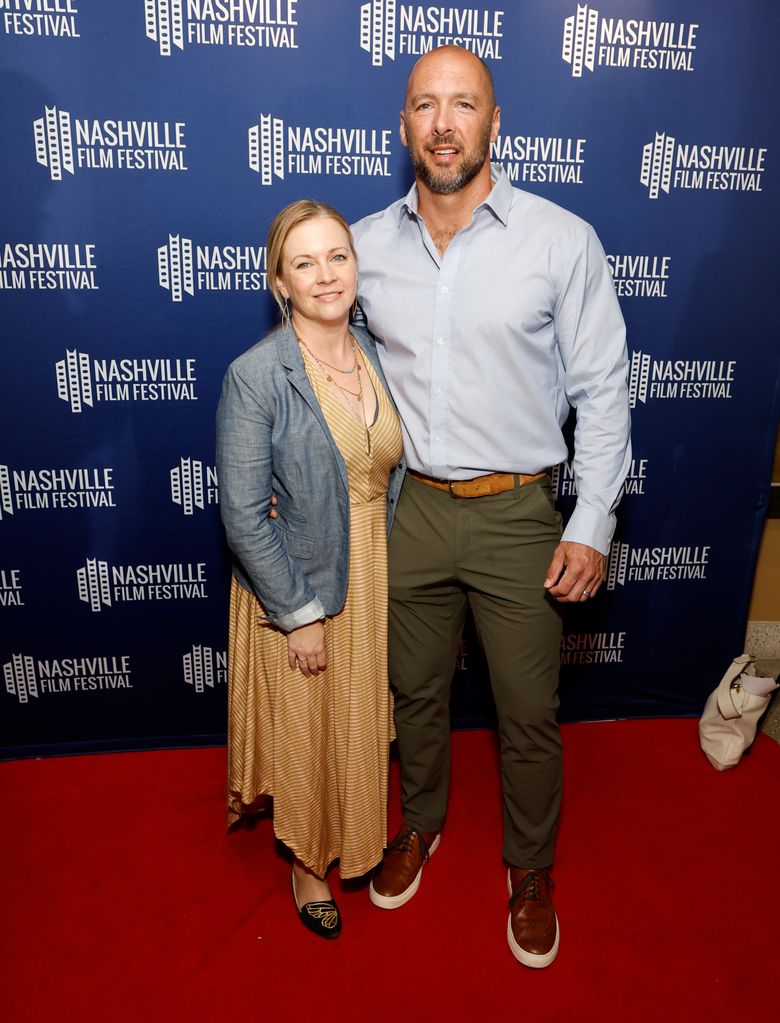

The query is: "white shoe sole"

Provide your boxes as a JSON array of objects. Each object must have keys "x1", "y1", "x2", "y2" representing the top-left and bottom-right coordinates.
[
  {"x1": 369, "y1": 834, "x2": 441, "y2": 910},
  {"x1": 506, "y1": 869, "x2": 560, "y2": 968}
]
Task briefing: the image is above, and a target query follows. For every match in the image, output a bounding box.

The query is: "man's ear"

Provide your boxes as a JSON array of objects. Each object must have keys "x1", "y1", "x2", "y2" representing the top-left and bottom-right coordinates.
[
  {"x1": 399, "y1": 111, "x2": 409, "y2": 149},
  {"x1": 491, "y1": 105, "x2": 501, "y2": 142}
]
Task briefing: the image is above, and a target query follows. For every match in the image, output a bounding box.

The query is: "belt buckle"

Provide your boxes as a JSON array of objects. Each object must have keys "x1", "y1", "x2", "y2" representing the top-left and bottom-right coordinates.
[{"x1": 447, "y1": 479, "x2": 458, "y2": 498}]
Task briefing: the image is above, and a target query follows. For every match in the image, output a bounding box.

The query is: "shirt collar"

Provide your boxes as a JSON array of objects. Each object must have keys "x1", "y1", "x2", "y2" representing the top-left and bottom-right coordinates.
[{"x1": 399, "y1": 163, "x2": 512, "y2": 227}]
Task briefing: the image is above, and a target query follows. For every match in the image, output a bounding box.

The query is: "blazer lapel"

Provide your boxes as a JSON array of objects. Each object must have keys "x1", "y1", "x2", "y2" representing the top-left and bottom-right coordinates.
[
  {"x1": 351, "y1": 323, "x2": 383, "y2": 378},
  {"x1": 351, "y1": 323, "x2": 400, "y2": 413},
  {"x1": 275, "y1": 323, "x2": 350, "y2": 495}
]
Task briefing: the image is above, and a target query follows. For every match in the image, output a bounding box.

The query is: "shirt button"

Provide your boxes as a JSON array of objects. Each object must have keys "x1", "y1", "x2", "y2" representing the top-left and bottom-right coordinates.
[
  {"x1": 435, "y1": 337, "x2": 444, "y2": 345},
  {"x1": 434, "y1": 386, "x2": 442, "y2": 396},
  {"x1": 441, "y1": 286, "x2": 449, "y2": 294},
  {"x1": 435, "y1": 435, "x2": 443, "y2": 443}
]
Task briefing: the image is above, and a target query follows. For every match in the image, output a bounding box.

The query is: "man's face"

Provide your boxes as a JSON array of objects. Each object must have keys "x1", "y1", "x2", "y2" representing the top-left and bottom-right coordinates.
[{"x1": 400, "y1": 48, "x2": 500, "y2": 195}]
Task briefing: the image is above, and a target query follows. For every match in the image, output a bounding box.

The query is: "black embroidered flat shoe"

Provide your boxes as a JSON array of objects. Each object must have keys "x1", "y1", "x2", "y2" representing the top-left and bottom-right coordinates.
[{"x1": 291, "y1": 869, "x2": 342, "y2": 940}]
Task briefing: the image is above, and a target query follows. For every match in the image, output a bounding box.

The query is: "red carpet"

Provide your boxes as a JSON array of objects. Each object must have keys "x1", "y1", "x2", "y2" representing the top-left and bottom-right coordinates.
[{"x1": 2, "y1": 721, "x2": 777, "y2": 1022}]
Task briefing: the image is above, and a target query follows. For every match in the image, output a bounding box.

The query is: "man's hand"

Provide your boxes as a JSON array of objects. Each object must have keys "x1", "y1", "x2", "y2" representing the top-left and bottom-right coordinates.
[
  {"x1": 287, "y1": 620, "x2": 327, "y2": 677},
  {"x1": 544, "y1": 541, "x2": 606, "y2": 603}
]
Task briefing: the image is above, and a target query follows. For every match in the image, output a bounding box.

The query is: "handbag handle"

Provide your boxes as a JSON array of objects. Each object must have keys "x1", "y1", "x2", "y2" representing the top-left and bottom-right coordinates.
[{"x1": 716, "y1": 653, "x2": 755, "y2": 720}]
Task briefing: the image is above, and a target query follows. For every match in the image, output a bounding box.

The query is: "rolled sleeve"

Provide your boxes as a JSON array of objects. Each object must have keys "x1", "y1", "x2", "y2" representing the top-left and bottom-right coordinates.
[{"x1": 274, "y1": 596, "x2": 326, "y2": 633}]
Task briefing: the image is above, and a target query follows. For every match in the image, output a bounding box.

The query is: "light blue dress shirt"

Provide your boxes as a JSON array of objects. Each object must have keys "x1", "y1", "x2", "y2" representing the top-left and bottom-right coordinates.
[{"x1": 351, "y1": 165, "x2": 631, "y2": 555}]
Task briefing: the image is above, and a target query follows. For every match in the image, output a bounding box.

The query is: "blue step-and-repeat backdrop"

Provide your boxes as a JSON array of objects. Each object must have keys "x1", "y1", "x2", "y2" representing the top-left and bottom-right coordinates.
[{"x1": 1, "y1": 1, "x2": 779, "y2": 757}]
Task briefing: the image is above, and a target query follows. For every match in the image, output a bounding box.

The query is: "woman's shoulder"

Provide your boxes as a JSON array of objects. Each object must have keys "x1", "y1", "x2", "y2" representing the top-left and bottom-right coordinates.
[
  {"x1": 227, "y1": 324, "x2": 288, "y2": 378},
  {"x1": 350, "y1": 321, "x2": 378, "y2": 352}
]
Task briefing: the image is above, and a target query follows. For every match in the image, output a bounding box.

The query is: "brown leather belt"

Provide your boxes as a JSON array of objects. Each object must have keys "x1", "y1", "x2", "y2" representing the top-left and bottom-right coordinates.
[{"x1": 409, "y1": 470, "x2": 547, "y2": 498}]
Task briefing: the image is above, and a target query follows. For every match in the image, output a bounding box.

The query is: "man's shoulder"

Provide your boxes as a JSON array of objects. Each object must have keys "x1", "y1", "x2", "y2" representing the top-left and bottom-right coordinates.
[
  {"x1": 509, "y1": 185, "x2": 592, "y2": 241},
  {"x1": 351, "y1": 197, "x2": 407, "y2": 246}
]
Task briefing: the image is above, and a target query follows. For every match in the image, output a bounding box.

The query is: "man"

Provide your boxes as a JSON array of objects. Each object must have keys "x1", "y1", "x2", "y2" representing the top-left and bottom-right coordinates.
[{"x1": 351, "y1": 46, "x2": 631, "y2": 968}]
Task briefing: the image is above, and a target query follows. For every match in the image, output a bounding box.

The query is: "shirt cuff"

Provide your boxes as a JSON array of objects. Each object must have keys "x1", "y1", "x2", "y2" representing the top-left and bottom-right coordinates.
[
  {"x1": 273, "y1": 597, "x2": 326, "y2": 633},
  {"x1": 561, "y1": 503, "x2": 615, "y2": 556}
]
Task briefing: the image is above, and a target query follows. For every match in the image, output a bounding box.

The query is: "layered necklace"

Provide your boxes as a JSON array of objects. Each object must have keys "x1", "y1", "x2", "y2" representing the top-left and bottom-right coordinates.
[{"x1": 297, "y1": 334, "x2": 372, "y2": 455}]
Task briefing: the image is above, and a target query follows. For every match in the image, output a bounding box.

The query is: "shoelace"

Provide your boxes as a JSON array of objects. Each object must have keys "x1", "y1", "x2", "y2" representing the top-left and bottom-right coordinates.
[
  {"x1": 386, "y1": 825, "x2": 432, "y2": 861},
  {"x1": 509, "y1": 869, "x2": 554, "y2": 907}
]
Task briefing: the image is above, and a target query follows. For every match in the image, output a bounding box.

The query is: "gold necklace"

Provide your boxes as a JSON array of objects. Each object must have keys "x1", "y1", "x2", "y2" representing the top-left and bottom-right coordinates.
[
  {"x1": 355, "y1": 359, "x2": 371, "y2": 455},
  {"x1": 297, "y1": 335, "x2": 357, "y2": 375},
  {"x1": 299, "y1": 336, "x2": 371, "y2": 455},
  {"x1": 329, "y1": 378, "x2": 361, "y2": 399}
]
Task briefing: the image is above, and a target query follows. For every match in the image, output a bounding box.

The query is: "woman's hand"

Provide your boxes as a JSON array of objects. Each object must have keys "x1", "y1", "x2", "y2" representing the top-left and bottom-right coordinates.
[{"x1": 287, "y1": 621, "x2": 327, "y2": 677}]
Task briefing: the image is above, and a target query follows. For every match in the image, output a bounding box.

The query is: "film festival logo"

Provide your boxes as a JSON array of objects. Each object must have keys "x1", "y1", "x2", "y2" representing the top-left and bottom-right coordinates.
[
  {"x1": 0, "y1": 464, "x2": 115, "y2": 521},
  {"x1": 170, "y1": 458, "x2": 218, "y2": 515},
  {"x1": 359, "y1": 1, "x2": 504, "y2": 66},
  {"x1": 2, "y1": 0, "x2": 80, "y2": 37},
  {"x1": 144, "y1": 0, "x2": 299, "y2": 56},
  {"x1": 0, "y1": 242, "x2": 98, "y2": 292},
  {"x1": 628, "y1": 351, "x2": 735, "y2": 409},
  {"x1": 0, "y1": 569, "x2": 24, "y2": 608},
  {"x1": 640, "y1": 133, "x2": 767, "y2": 199},
  {"x1": 76, "y1": 558, "x2": 208, "y2": 613},
  {"x1": 183, "y1": 645, "x2": 227, "y2": 693},
  {"x1": 562, "y1": 4, "x2": 698, "y2": 78},
  {"x1": 491, "y1": 132, "x2": 586, "y2": 186},
  {"x1": 55, "y1": 350, "x2": 198, "y2": 413},
  {"x1": 560, "y1": 630, "x2": 626, "y2": 666},
  {"x1": 607, "y1": 253, "x2": 670, "y2": 299},
  {"x1": 606, "y1": 542, "x2": 709, "y2": 589},
  {"x1": 158, "y1": 235, "x2": 268, "y2": 301},
  {"x1": 248, "y1": 115, "x2": 392, "y2": 186},
  {"x1": 33, "y1": 106, "x2": 187, "y2": 182},
  {"x1": 3, "y1": 652, "x2": 132, "y2": 705},
  {"x1": 550, "y1": 457, "x2": 648, "y2": 501}
]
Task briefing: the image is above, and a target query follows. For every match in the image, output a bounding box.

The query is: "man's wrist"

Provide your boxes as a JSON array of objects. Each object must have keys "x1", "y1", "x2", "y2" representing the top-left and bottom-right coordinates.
[{"x1": 561, "y1": 504, "x2": 614, "y2": 556}]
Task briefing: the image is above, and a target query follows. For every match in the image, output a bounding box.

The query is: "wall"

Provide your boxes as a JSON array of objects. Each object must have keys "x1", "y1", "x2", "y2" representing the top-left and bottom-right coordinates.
[{"x1": 2, "y1": 1, "x2": 779, "y2": 755}]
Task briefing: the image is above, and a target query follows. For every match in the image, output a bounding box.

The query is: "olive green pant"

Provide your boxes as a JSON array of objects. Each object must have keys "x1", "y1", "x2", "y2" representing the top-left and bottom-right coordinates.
[{"x1": 388, "y1": 474, "x2": 564, "y2": 868}]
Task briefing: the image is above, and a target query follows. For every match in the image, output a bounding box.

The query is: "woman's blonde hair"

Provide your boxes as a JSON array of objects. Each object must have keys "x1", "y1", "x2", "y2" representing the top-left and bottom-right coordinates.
[{"x1": 266, "y1": 200, "x2": 357, "y2": 322}]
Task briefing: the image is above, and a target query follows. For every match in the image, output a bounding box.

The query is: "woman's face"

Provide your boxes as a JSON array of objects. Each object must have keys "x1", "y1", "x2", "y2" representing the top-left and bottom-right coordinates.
[{"x1": 276, "y1": 217, "x2": 357, "y2": 332}]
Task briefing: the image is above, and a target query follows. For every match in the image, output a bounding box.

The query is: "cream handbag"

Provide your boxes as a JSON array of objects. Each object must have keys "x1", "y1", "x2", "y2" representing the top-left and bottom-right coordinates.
[{"x1": 699, "y1": 653, "x2": 778, "y2": 771}]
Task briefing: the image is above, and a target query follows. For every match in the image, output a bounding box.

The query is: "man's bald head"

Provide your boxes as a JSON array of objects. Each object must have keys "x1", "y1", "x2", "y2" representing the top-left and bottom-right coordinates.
[{"x1": 404, "y1": 45, "x2": 496, "y2": 111}]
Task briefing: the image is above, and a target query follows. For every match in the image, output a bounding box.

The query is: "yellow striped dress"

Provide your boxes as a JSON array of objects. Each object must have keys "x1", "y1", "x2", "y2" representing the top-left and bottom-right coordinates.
[{"x1": 226, "y1": 347, "x2": 403, "y2": 879}]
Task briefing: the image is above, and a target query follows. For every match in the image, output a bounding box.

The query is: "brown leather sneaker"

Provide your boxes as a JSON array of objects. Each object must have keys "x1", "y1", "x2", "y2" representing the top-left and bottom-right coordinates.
[
  {"x1": 507, "y1": 867, "x2": 560, "y2": 968},
  {"x1": 369, "y1": 824, "x2": 440, "y2": 909}
]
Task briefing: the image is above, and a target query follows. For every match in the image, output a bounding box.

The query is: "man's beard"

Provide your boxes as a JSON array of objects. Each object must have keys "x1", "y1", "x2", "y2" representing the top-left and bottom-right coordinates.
[{"x1": 408, "y1": 122, "x2": 493, "y2": 195}]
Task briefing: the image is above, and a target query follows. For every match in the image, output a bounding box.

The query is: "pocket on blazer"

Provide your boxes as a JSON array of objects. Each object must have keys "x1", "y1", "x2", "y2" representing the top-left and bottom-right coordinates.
[{"x1": 277, "y1": 526, "x2": 315, "y2": 560}]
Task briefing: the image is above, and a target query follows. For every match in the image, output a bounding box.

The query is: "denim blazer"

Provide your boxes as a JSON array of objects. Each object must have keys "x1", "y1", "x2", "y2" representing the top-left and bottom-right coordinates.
[{"x1": 216, "y1": 322, "x2": 405, "y2": 631}]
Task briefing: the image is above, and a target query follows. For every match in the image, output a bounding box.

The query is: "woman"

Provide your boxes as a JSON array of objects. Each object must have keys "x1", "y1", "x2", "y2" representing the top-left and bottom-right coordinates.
[{"x1": 216, "y1": 200, "x2": 404, "y2": 940}]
